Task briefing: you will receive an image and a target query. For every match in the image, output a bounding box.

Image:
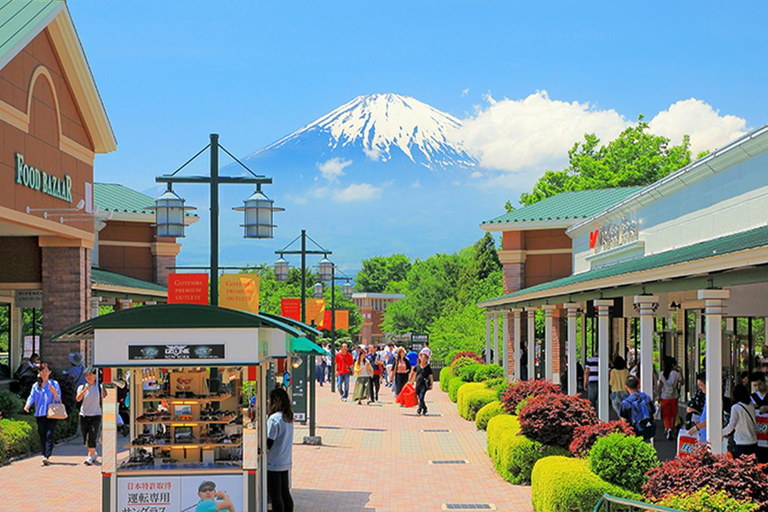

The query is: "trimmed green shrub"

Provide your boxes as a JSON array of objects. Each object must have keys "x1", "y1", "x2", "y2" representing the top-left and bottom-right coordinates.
[
  {"x1": 448, "y1": 378, "x2": 467, "y2": 403},
  {"x1": 474, "y1": 364, "x2": 504, "y2": 382},
  {"x1": 447, "y1": 350, "x2": 483, "y2": 366},
  {"x1": 0, "y1": 391, "x2": 24, "y2": 417},
  {"x1": 531, "y1": 456, "x2": 642, "y2": 512},
  {"x1": 484, "y1": 377, "x2": 506, "y2": 389},
  {"x1": 657, "y1": 488, "x2": 759, "y2": 512},
  {"x1": 0, "y1": 417, "x2": 35, "y2": 461},
  {"x1": 439, "y1": 367, "x2": 455, "y2": 392},
  {"x1": 451, "y1": 356, "x2": 479, "y2": 375},
  {"x1": 475, "y1": 400, "x2": 503, "y2": 430},
  {"x1": 589, "y1": 433, "x2": 658, "y2": 494},
  {"x1": 459, "y1": 385, "x2": 497, "y2": 421},
  {"x1": 486, "y1": 414, "x2": 569, "y2": 484},
  {"x1": 458, "y1": 363, "x2": 484, "y2": 383}
]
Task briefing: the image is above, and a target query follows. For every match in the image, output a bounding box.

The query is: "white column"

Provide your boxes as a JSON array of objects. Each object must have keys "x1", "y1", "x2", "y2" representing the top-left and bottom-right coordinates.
[
  {"x1": 542, "y1": 305, "x2": 556, "y2": 383},
  {"x1": 527, "y1": 308, "x2": 536, "y2": 379},
  {"x1": 699, "y1": 289, "x2": 729, "y2": 454},
  {"x1": 634, "y1": 295, "x2": 658, "y2": 396},
  {"x1": 485, "y1": 312, "x2": 491, "y2": 364},
  {"x1": 118, "y1": 299, "x2": 133, "y2": 309},
  {"x1": 513, "y1": 309, "x2": 523, "y2": 381},
  {"x1": 493, "y1": 311, "x2": 500, "y2": 365},
  {"x1": 9, "y1": 304, "x2": 22, "y2": 369},
  {"x1": 595, "y1": 299, "x2": 613, "y2": 422},
  {"x1": 90, "y1": 297, "x2": 101, "y2": 319},
  {"x1": 565, "y1": 303, "x2": 579, "y2": 395},
  {"x1": 502, "y1": 310, "x2": 509, "y2": 378},
  {"x1": 145, "y1": 301, "x2": 157, "y2": 306}
]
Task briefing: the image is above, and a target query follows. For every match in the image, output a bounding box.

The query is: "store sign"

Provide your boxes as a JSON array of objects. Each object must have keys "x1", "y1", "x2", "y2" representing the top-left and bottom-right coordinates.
[
  {"x1": 219, "y1": 273, "x2": 259, "y2": 313},
  {"x1": 128, "y1": 344, "x2": 225, "y2": 361},
  {"x1": 15, "y1": 153, "x2": 72, "y2": 202},
  {"x1": 168, "y1": 273, "x2": 209, "y2": 304},
  {"x1": 117, "y1": 474, "x2": 243, "y2": 512},
  {"x1": 589, "y1": 214, "x2": 638, "y2": 253},
  {"x1": 15, "y1": 290, "x2": 42, "y2": 308}
]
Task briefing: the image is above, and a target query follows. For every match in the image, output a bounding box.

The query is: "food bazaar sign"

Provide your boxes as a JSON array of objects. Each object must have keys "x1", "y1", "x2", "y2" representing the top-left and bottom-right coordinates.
[
  {"x1": 589, "y1": 214, "x2": 638, "y2": 253},
  {"x1": 15, "y1": 153, "x2": 72, "y2": 203}
]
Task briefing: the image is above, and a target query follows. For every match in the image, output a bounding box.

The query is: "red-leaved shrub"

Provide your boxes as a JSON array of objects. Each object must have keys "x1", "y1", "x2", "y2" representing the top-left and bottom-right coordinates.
[
  {"x1": 643, "y1": 446, "x2": 768, "y2": 509},
  {"x1": 500, "y1": 379, "x2": 560, "y2": 415},
  {"x1": 451, "y1": 351, "x2": 483, "y2": 364},
  {"x1": 569, "y1": 420, "x2": 635, "y2": 457},
  {"x1": 519, "y1": 393, "x2": 598, "y2": 448}
]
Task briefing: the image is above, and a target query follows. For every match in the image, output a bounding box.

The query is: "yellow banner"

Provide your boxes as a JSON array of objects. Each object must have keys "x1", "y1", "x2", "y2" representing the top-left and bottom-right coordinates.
[
  {"x1": 219, "y1": 273, "x2": 260, "y2": 313},
  {"x1": 306, "y1": 298, "x2": 325, "y2": 327}
]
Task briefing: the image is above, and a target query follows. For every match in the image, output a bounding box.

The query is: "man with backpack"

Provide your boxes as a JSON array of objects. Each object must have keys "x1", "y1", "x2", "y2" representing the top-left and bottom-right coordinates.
[{"x1": 620, "y1": 375, "x2": 657, "y2": 442}]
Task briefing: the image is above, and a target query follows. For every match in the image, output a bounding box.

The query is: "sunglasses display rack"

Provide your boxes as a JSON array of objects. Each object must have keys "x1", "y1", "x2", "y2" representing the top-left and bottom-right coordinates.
[{"x1": 121, "y1": 366, "x2": 244, "y2": 470}]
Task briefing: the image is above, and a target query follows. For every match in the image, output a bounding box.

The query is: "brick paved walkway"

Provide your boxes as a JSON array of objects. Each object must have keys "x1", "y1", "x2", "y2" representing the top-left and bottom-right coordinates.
[{"x1": 0, "y1": 380, "x2": 533, "y2": 511}]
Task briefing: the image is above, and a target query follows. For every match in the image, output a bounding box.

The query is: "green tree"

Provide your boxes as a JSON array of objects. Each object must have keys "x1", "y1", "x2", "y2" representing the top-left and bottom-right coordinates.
[
  {"x1": 354, "y1": 254, "x2": 411, "y2": 293},
  {"x1": 518, "y1": 120, "x2": 692, "y2": 206}
]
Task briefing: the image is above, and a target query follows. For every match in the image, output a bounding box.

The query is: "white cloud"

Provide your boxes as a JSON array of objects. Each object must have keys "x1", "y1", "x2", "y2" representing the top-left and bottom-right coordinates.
[
  {"x1": 411, "y1": 180, "x2": 421, "y2": 188},
  {"x1": 363, "y1": 146, "x2": 382, "y2": 161},
  {"x1": 461, "y1": 88, "x2": 470, "y2": 98},
  {"x1": 317, "y1": 158, "x2": 352, "y2": 182},
  {"x1": 333, "y1": 183, "x2": 382, "y2": 202},
  {"x1": 470, "y1": 171, "x2": 483, "y2": 179},
  {"x1": 459, "y1": 91, "x2": 629, "y2": 184},
  {"x1": 648, "y1": 98, "x2": 747, "y2": 157}
]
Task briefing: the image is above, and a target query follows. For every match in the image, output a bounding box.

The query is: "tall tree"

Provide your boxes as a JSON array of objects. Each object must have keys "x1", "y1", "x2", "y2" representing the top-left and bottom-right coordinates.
[
  {"x1": 518, "y1": 119, "x2": 692, "y2": 206},
  {"x1": 355, "y1": 254, "x2": 411, "y2": 293}
]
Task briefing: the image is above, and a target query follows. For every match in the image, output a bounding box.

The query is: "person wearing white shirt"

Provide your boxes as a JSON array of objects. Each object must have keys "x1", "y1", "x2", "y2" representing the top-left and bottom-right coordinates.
[
  {"x1": 419, "y1": 342, "x2": 432, "y2": 363},
  {"x1": 723, "y1": 384, "x2": 758, "y2": 459}
]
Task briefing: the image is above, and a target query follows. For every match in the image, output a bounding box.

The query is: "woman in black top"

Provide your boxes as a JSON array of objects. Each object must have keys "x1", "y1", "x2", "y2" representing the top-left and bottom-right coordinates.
[{"x1": 411, "y1": 353, "x2": 433, "y2": 416}]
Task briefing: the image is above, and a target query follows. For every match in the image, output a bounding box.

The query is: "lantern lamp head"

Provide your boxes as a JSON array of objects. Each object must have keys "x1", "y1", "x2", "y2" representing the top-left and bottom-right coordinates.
[
  {"x1": 342, "y1": 282, "x2": 353, "y2": 299},
  {"x1": 148, "y1": 185, "x2": 195, "y2": 238},
  {"x1": 313, "y1": 282, "x2": 324, "y2": 298},
  {"x1": 274, "y1": 256, "x2": 290, "y2": 282},
  {"x1": 317, "y1": 257, "x2": 334, "y2": 282},
  {"x1": 234, "y1": 185, "x2": 284, "y2": 239}
]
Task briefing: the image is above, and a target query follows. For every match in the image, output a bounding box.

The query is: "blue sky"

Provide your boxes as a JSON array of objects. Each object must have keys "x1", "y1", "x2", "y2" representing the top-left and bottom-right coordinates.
[{"x1": 68, "y1": 1, "x2": 767, "y2": 272}]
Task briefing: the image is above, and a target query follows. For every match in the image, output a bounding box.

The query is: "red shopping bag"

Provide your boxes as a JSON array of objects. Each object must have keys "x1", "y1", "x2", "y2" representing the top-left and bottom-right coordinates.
[{"x1": 396, "y1": 383, "x2": 418, "y2": 408}]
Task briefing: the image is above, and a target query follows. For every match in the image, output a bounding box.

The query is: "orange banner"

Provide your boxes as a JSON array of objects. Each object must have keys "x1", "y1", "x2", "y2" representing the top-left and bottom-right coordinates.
[
  {"x1": 306, "y1": 299, "x2": 325, "y2": 327},
  {"x1": 320, "y1": 310, "x2": 349, "y2": 330},
  {"x1": 219, "y1": 273, "x2": 260, "y2": 313},
  {"x1": 281, "y1": 298, "x2": 301, "y2": 321},
  {"x1": 168, "y1": 274, "x2": 208, "y2": 304}
]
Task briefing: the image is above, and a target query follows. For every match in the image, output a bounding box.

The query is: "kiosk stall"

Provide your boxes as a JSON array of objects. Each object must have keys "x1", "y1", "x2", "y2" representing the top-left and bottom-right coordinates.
[{"x1": 53, "y1": 304, "x2": 313, "y2": 512}]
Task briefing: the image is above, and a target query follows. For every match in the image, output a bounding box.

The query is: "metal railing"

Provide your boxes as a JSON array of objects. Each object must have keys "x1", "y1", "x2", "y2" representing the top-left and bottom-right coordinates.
[{"x1": 593, "y1": 495, "x2": 682, "y2": 512}]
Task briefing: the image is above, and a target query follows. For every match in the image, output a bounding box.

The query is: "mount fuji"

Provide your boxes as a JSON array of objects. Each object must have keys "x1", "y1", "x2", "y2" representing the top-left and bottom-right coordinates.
[{"x1": 241, "y1": 93, "x2": 477, "y2": 171}]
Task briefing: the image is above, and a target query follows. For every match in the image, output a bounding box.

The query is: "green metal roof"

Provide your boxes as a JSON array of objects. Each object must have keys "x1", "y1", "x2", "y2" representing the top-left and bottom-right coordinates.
[
  {"x1": 259, "y1": 311, "x2": 322, "y2": 337},
  {"x1": 482, "y1": 187, "x2": 643, "y2": 225},
  {"x1": 0, "y1": 1, "x2": 63, "y2": 70},
  {"x1": 481, "y1": 224, "x2": 768, "y2": 305},
  {"x1": 92, "y1": 267, "x2": 167, "y2": 294},
  {"x1": 94, "y1": 183, "x2": 155, "y2": 214},
  {"x1": 52, "y1": 303, "x2": 306, "y2": 342}
]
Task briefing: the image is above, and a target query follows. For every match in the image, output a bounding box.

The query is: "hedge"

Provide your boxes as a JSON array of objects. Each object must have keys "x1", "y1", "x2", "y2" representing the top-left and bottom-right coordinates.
[
  {"x1": 457, "y1": 363, "x2": 484, "y2": 383},
  {"x1": 486, "y1": 414, "x2": 569, "y2": 485},
  {"x1": 531, "y1": 456, "x2": 642, "y2": 512},
  {"x1": 475, "y1": 400, "x2": 503, "y2": 430},
  {"x1": 474, "y1": 364, "x2": 504, "y2": 382},
  {"x1": 1, "y1": 412, "x2": 80, "y2": 463},
  {"x1": 448, "y1": 378, "x2": 467, "y2": 403},
  {"x1": 588, "y1": 433, "x2": 658, "y2": 494},
  {"x1": 439, "y1": 367, "x2": 455, "y2": 392},
  {"x1": 458, "y1": 384, "x2": 496, "y2": 421}
]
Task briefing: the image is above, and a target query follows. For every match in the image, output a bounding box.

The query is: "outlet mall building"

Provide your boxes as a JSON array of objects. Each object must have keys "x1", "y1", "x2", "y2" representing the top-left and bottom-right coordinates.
[
  {"x1": 0, "y1": 2, "x2": 195, "y2": 378},
  {"x1": 479, "y1": 123, "x2": 768, "y2": 453}
]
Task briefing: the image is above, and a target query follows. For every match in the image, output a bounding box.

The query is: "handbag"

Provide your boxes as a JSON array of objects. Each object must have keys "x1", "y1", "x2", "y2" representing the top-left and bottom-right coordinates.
[{"x1": 47, "y1": 400, "x2": 68, "y2": 420}]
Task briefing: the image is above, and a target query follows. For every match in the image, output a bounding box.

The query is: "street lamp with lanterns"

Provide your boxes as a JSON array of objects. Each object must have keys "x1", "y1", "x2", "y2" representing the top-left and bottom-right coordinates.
[
  {"x1": 313, "y1": 265, "x2": 353, "y2": 394},
  {"x1": 150, "y1": 133, "x2": 283, "y2": 305}
]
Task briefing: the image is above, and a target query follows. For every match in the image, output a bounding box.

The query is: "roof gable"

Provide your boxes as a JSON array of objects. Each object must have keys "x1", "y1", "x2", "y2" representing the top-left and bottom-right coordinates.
[
  {"x1": 0, "y1": 1, "x2": 116, "y2": 153},
  {"x1": 482, "y1": 187, "x2": 643, "y2": 227}
]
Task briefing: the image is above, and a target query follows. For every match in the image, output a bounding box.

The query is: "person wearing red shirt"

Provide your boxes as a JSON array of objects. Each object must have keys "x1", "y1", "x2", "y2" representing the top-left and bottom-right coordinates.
[{"x1": 335, "y1": 343, "x2": 354, "y2": 401}]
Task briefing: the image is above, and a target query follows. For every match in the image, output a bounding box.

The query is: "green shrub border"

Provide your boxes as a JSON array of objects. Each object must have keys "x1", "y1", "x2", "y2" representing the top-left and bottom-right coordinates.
[{"x1": 475, "y1": 400, "x2": 503, "y2": 431}]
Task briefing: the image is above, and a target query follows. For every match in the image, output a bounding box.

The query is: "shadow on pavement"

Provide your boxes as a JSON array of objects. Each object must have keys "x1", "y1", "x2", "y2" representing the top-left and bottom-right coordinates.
[{"x1": 293, "y1": 489, "x2": 374, "y2": 511}]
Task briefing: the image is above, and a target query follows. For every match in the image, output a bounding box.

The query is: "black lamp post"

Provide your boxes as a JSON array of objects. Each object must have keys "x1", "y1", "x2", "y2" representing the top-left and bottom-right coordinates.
[
  {"x1": 151, "y1": 133, "x2": 282, "y2": 305},
  {"x1": 315, "y1": 266, "x2": 353, "y2": 393},
  {"x1": 274, "y1": 230, "x2": 332, "y2": 443}
]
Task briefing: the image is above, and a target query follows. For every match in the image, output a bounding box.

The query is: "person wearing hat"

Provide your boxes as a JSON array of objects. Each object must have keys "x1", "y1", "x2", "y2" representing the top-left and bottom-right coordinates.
[
  {"x1": 68, "y1": 352, "x2": 87, "y2": 391},
  {"x1": 76, "y1": 367, "x2": 105, "y2": 465},
  {"x1": 194, "y1": 481, "x2": 234, "y2": 512}
]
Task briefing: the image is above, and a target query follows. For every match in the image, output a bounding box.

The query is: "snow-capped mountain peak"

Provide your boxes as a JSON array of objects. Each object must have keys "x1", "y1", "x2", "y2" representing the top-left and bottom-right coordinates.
[{"x1": 252, "y1": 93, "x2": 476, "y2": 168}]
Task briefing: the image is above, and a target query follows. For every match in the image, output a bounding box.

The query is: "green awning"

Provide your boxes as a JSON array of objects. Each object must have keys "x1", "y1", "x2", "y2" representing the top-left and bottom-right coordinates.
[
  {"x1": 289, "y1": 336, "x2": 326, "y2": 355},
  {"x1": 259, "y1": 311, "x2": 322, "y2": 337}
]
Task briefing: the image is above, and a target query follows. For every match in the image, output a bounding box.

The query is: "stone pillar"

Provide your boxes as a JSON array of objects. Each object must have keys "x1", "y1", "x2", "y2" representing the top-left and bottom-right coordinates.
[
  {"x1": 41, "y1": 244, "x2": 91, "y2": 371},
  {"x1": 493, "y1": 311, "x2": 499, "y2": 365},
  {"x1": 595, "y1": 299, "x2": 613, "y2": 422},
  {"x1": 151, "y1": 241, "x2": 180, "y2": 287},
  {"x1": 565, "y1": 303, "x2": 579, "y2": 395},
  {"x1": 91, "y1": 297, "x2": 101, "y2": 319},
  {"x1": 145, "y1": 301, "x2": 157, "y2": 306},
  {"x1": 9, "y1": 303, "x2": 23, "y2": 370},
  {"x1": 485, "y1": 312, "x2": 491, "y2": 364},
  {"x1": 526, "y1": 308, "x2": 536, "y2": 380},
  {"x1": 502, "y1": 310, "x2": 509, "y2": 378},
  {"x1": 699, "y1": 289, "x2": 730, "y2": 454},
  {"x1": 634, "y1": 295, "x2": 658, "y2": 396},
  {"x1": 117, "y1": 299, "x2": 133, "y2": 310},
  {"x1": 512, "y1": 309, "x2": 523, "y2": 380},
  {"x1": 543, "y1": 305, "x2": 556, "y2": 383}
]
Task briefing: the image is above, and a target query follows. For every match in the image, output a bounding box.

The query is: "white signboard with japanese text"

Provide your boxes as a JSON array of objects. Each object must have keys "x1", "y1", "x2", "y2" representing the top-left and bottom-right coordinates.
[{"x1": 117, "y1": 474, "x2": 243, "y2": 512}]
